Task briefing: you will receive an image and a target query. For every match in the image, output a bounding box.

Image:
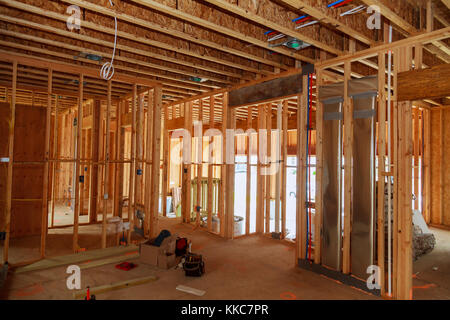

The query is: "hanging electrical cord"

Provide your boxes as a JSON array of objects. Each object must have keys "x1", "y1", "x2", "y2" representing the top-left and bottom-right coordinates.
[{"x1": 100, "y1": 0, "x2": 117, "y2": 80}]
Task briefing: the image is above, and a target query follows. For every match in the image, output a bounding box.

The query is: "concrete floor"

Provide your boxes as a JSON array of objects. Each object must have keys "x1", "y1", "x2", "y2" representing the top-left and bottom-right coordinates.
[{"x1": 1, "y1": 219, "x2": 448, "y2": 300}]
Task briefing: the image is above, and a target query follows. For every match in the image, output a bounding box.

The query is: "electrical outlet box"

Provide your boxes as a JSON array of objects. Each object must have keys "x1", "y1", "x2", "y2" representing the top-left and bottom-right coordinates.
[{"x1": 0, "y1": 232, "x2": 6, "y2": 241}]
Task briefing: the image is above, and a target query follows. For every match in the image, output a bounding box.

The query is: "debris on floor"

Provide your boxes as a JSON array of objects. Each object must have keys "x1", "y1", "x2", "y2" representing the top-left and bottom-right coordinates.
[
  {"x1": 115, "y1": 262, "x2": 138, "y2": 271},
  {"x1": 176, "y1": 285, "x2": 205, "y2": 297}
]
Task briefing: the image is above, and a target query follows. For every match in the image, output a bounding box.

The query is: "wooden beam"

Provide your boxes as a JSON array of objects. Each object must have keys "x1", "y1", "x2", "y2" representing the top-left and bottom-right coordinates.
[
  {"x1": 73, "y1": 275, "x2": 158, "y2": 299},
  {"x1": 278, "y1": 0, "x2": 374, "y2": 45},
  {"x1": 128, "y1": 0, "x2": 314, "y2": 63},
  {"x1": 56, "y1": 0, "x2": 283, "y2": 71},
  {"x1": 397, "y1": 63, "x2": 450, "y2": 101},
  {"x1": 202, "y1": 0, "x2": 342, "y2": 56},
  {"x1": 0, "y1": 51, "x2": 159, "y2": 88},
  {"x1": 316, "y1": 27, "x2": 450, "y2": 69}
]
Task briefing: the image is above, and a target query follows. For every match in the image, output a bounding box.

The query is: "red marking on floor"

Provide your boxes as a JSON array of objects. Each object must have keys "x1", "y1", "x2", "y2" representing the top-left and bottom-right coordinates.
[
  {"x1": 12, "y1": 283, "x2": 44, "y2": 297},
  {"x1": 280, "y1": 291, "x2": 297, "y2": 300},
  {"x1": 413, "y1": 283, "x2": 437, "y2": 290}
]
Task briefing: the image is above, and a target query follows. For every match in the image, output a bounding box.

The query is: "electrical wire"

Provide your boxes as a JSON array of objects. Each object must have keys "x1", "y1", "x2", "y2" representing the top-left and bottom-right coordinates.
[{"x1": 100, "y1": 0, "x2": 117, "y2": 81}]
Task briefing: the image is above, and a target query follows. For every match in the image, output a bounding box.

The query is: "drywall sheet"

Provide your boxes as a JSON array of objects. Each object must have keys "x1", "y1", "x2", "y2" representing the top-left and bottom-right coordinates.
[
  {"x1": 319, "y1": 83, "x2": 344, "y2": 271},
  {"x1": 349, "y1": 76, "x2": 377, "y2": 279}
]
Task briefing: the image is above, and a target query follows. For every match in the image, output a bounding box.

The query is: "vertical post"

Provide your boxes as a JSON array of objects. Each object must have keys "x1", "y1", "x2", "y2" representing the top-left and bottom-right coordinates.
[
  {"x1": 413, "y1": 108, "x2": 420, "y2": 211},
  {"x1": 281, "y1": 101, "x2": 288, "y2": 239},
  {"x1": 127, "y1": 85, "x2": 137, "y2": 244},
  {"x1": 89, "y1": 100, "x2": 101, "y2": 223},
  {"x1": 377, "y1": 52, "x2": 386, "y2": 296},
  {"x1": 246, "y1": 106, "x2": 253, "y2": 235},
  {"x1": 296, "y1": 83, "x2": 308, "y2": 262},
  {"x1": 73, "y1": 74, "x2": 83, "y2": 252},
  {"x1": 51, "y1": 96, "x2": 59, "y2": 228},
  {"x1": 134, "y1": 93, "x2": 144, "y2": 221},
  {"x1": 265, "y1": 104, "x2": 271, "y2": 234},
  {"x1": 393, "y1": 46, "x2": 413, "y2": 300},
  {"x1": 144, "y1": 90, "x2": 154, "y2": 237},
  {"x1": 423, "y1": 109, "x2": 431, "y2": 223},
  {"x1": 207, "y1": 96, "x2": 215, "y2": 232},
  {"x1": 3, "y1": 61, "x2": 17, "y2": 263},
  {"x1": 256, "y1": 105, "x2": 264, "y2": 234},
  {"x1": 101, "y1": 80, "x2": 112, "y2": 249},
  {"x1": 275, "y1": 102, "x2": 282, "y2": 235},
  {"x1": 225, "y1": 94, "x2": 235, "y2": 239},
  {"x1": 196, "y1": 99, "x2": 203, "y2": 226},
  {"x1": 219, "y1": 95, "x2": 228, "y2": 237},
  {"x1": 342, "y1": 61, "x2": 352, "y2": 274},
  {"x1": 40, "y1": 68, "x2": 52, "y2": 258},
  {"x1": 150, "y1": 86, "x2": 162, "y2": 238},
  {"x1": 114, "y1": 101, "x2": 122, "y2": 217},
  {"x1": 315, "y1": 69, "x2": 324, "y2": 264},
  {"x1": 162, "y1": 103, "x2": 169, "y2": 217}
]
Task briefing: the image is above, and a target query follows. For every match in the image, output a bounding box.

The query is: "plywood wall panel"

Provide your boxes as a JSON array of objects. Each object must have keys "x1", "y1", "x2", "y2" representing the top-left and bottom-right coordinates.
[{"x1": 430, "y1": 109, "x2": 441, "y2": 225}]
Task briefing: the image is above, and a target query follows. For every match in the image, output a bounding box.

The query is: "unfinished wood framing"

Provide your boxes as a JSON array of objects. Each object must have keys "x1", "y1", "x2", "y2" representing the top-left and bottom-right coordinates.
[{"x1": 1, "y1": 5, "x2": 449, "y2": 300}]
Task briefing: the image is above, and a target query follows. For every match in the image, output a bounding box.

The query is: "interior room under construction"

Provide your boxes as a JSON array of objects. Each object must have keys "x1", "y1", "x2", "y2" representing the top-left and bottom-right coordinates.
[{"x1": 0, "y1": 0, "x2": 449, "y2": 301}]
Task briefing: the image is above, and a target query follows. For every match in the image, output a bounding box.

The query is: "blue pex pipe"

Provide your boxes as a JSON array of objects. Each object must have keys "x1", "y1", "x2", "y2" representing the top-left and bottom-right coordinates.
[
  {"x1": 327, "y1": 0, "x2": 345, "y2": 8},
  {"x1": 292, "y1": 15, "x2": 308, "y2": 22}
]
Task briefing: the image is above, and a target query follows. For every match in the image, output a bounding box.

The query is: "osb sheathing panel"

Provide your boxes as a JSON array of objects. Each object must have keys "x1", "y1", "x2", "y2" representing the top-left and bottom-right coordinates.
[
  {"x1": 430, "y1": 109, "x2": 440, "y2": 225},
  {"x1": 443, "y1": 108, "x2": 450, "y2": 226},
  {"x1": 8, "y1": 0, "x2": 288, "y2": 73},
  {"x1": 0, "y1": 102, "x2": 10, "y2": 231},
  {"x1": 430, "y1": 108, "x2": 450, "y2": 227},
  {"x1": 11, "y1": 105, "x2": 46, "y2": 238},
  {"x1": 210, "y1": 0, "x2": 346, "y2": 51}
]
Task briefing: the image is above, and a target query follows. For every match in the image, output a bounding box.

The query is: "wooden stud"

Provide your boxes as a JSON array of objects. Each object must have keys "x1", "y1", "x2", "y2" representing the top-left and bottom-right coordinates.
[
  {"x1": 144, "y1": 90, "x2": 154, "y2": 237},
  {"x1": 101, "y1": 80, "x2": 112, "y2": 249},
  {"x1": 150, "y1": 86, "x2": 162, "y2": 238},
  {"x1": 50, "y1": 96, "x2": 59, "y2": 228},
  {"x1": 377, "y1": 52, "x2": 386, "y2": 296},
  {"x1": 40, "y1": 68, "x2": 52, "y2": 258},
  {"x1": 207, "y1": 95, "x2": 215, "y2": 232},
  {"x1": 413, "y1": 108, "x2": 420, "y2": 211},
  {"x1": 314, "y1": 69, "x2": 324, "y2": 264},
  {"x1": 196, "y1": 99, "x2": 203, "y2": 225},
  {"x1": 246, "y1": 106, "x2": 253, "y2": 235},
  {"x1": 2, "y1": 61, "x2": 17, "y2": 263},
  {"x1": 256, "y1": 106, "x2": 264, "y2": 234},
  {"x1": 127, "y1": 85, "x2": 137, "y2": 244},
  {"x1": 224, "y1": 94, "x2": 235, "y2": 239},
  {"x1": 219, "y1": 95, "x2": 228, "y2": 237},
  {"x1": 265, "y1": 104, "x2": 271, "y2": 234},
  {"x1": 342, "y1": 61, "x2": 352, "y2": 274},
  {"x1": 281, "y1": 101, "x2": 288, "y2": 239},
  {"x1": 423, "y1": 109, "x2": 431, "y2": 223},
  {"x1": 73, "y1": 74, "x2": 83, "y2": 252},
  {"x1": 162, "y1": 103, "x2": 169, "y2": 217}
]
